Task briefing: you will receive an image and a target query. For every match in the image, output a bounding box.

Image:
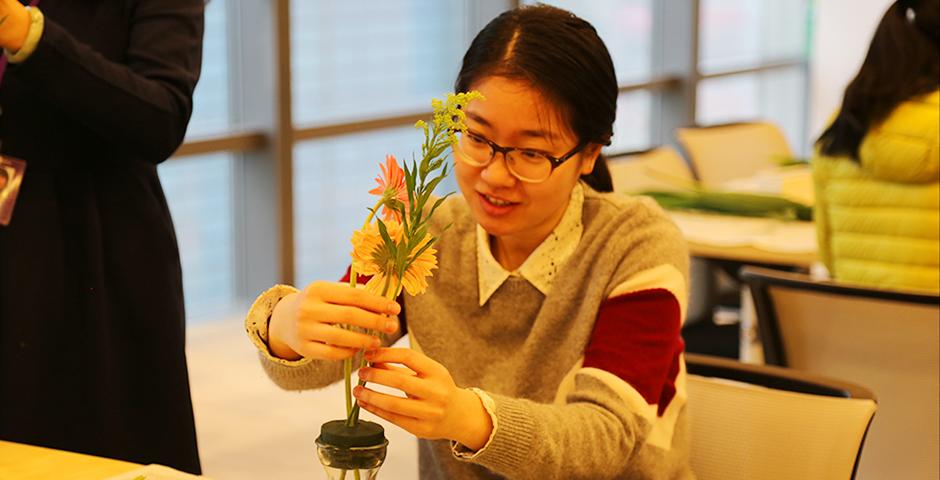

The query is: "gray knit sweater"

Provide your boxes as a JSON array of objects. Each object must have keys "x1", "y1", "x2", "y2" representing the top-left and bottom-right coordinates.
[{"x1": 248, "y1": 187, "x2": 693, "y2": 479}]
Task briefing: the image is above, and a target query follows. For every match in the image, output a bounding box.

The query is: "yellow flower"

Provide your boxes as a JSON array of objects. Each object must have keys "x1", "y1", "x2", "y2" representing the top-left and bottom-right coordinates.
[
  {"x1": 350, "y1": 221, "x2": 437, "y2": 297},
  {"x1": 398, "y1": 233, "x2": 438, "y2": 296}
]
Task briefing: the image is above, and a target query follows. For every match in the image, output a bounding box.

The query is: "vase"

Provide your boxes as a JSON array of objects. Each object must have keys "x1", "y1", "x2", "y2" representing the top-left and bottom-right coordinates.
[{"x1": 316, "y1": 420, "x2": 388, "y2": 480}]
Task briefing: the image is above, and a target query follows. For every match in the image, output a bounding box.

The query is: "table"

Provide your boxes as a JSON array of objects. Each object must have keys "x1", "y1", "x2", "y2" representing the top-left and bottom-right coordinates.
[
  {"x1": 670, "y1": 211, "x2": 818, "y2": 268},
  {"x1": 0, "y1": 440, "x2": 139, "y2": 479},
  {"x1": 665, "y1": 167, "x2": 819, "y2": 363}
]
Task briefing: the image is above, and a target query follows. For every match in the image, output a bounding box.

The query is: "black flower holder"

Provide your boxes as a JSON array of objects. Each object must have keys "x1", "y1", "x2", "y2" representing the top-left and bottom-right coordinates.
[{"x1": 316, "y1": 420, "x2": 388, "y2": 480}]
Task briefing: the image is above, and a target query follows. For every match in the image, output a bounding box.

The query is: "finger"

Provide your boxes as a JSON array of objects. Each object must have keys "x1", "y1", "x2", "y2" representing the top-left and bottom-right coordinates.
[
  {"x1": 356, "y1": 399, "x2": 424, "y2": 437},
  {"x1": 365, "y1": 348, "x2": 444, "y2": 377},
  {"x1": 305, "y1": 323, "x2": 381, "y2": 350},
  {"x1": 354, "y1": 386, "x2": 441, "y2": 421},
  {"x1": 301, "y1": 302, "x2": 399, "y2": 334},
  {"x1": 297, "y1": 341, "x2": 359, "y2": 361},
  {"x1": 370, "y1": 362, "x2": 417, "y2": 376},
  {"x1": 358, "y1": 366, "x2": 435, "y2": 399},
  {"x1": 307, "y1": 281, "x2": 400, "y2": 315}
]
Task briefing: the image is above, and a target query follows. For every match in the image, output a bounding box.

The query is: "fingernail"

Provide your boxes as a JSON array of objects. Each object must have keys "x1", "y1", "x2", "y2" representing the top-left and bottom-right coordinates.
[
  {"x1": 358, "y1": 369, "x2": 370, "y2": 381},
  {"x1": 387, "y1": 302, "x2": 400, "y2": 314},
  {"x1": 385, "y1": 320, "x2": 397, "y2": 332},
  {"x1": 353, "y1": 386, "x2": 362, "y2": 397},
  {"x1": 371, "y1": 337, "x2": 381, "y2": 348}
]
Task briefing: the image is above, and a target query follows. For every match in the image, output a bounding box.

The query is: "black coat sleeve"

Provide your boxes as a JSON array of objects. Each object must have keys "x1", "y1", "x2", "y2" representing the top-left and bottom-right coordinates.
[{"x1": 9, "y1": 0, "x2": 204, "y2": 163}]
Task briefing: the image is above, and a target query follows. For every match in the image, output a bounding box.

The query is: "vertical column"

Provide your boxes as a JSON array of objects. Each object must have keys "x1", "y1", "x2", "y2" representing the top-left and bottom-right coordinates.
[
  {"x1": 230, "y1": 0, "x2": 295, "y2": 303},
  {"x1": 653, "y1": 0, "x2": 699, "y2": 148}
]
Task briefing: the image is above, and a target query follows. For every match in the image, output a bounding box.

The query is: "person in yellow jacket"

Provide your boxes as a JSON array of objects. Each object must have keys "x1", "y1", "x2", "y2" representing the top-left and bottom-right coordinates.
[{"x1": 814, "y1": 0, "x2": 939, "y2": 293}]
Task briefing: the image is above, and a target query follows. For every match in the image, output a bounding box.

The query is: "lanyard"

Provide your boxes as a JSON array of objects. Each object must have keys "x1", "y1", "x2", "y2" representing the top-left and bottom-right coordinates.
[{"x1": 0, "y1": 0, "x2": 42, "y2": 88}]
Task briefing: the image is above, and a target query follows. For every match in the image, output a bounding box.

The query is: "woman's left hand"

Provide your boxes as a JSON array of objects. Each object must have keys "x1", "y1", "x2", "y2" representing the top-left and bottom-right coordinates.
[{"x1": 354, "y1": 347, "x2": 493, "y2": 450}]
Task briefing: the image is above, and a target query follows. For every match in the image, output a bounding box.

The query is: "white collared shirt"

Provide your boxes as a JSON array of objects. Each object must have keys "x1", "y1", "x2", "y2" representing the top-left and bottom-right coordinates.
[{"x1": 476, "y1": 183, "x2": 585, "y2": 306}]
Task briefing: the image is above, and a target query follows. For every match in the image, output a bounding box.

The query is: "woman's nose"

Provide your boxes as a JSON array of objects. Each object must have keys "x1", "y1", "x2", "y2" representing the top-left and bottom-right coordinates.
[{"x1": 480, "y1": 152, "x2": 518, "y2": 187}]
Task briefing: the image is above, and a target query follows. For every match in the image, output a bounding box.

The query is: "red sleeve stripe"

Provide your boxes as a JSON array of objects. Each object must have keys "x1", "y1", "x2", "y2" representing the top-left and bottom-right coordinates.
[
  {"x1": 340, "y1": 266, "x2": 373, "y2": 285},
  {"x1": 340, "y1": 266, "x2": 407, "y2": 334},
  {"x1": 582, "y1": 288, "x2": 684, "y2": 417}
]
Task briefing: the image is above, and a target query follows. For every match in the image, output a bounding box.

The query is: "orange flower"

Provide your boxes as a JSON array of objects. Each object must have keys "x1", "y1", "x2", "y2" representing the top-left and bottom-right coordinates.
[
  {"x1": 350, "y1": 220, "x2": 437, "y2": 297},
  {"x1": 368, "y1": 155, "x2": 409, "y2": 222}
]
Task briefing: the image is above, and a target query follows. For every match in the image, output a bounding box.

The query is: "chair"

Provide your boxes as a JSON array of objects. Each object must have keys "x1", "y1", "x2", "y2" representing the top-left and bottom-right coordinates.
[
  {"x1": 607, "y1": 146, "x2": 695, "y2": 194},
  {"x1": 685, "y1": 353, "x2": 877, "y2": 480},
  {"x1": 740, "y1": 266, "x2": 940, "y2": 480},
  {"x1": 676, "y1": 121, "x2": 792, "y2": 188}
]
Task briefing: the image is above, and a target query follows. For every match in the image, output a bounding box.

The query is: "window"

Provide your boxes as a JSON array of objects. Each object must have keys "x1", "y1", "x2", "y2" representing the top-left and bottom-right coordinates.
[
  {"x1": 164, "y1": 1, "x2": 815, "y2": 324},
  {"x1": 187, "y1": 0, "x2": 230, "y2": 137},
  {"x1": 158, "y1": 153, "x2": 235, "y2": 323},
  {"x1": 696, "y1": 67, "x2": 807, "y2": 151},
  {"x1": 290, "y1": 1, "x2": 467, "y2": 125},
  {"x1": 696, "y1": 0, "x2": 812, "y2": 153},
  {"x1": 699, "y1": 0, "x2": 809, "y2": 73}
]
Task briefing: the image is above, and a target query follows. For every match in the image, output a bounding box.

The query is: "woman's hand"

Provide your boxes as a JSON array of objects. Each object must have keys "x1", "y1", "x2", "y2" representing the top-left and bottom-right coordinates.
[
  {"x1": 0, "y1": 0, "x2": 30, "y2": 51},
  {"x1": 354, "y1": 348, "x2": 493, "y2": 450},
  {"x1": 267, "y1": 281, "x2": 401, "y2": 361}
]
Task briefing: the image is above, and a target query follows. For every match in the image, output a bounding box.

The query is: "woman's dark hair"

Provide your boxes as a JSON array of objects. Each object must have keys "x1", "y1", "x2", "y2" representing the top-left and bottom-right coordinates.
[
  {"x1": 816, "y1": 0, "x2": 940, "y2": 160},
  {"x1": 455, "y1": 4, "x2": 618, "y2": 192}
]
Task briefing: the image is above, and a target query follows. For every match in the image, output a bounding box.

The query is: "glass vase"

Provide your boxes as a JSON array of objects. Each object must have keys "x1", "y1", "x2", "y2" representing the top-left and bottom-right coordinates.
[{"x1": 316, "y1": 419, "x2": 388, "y2": 480}]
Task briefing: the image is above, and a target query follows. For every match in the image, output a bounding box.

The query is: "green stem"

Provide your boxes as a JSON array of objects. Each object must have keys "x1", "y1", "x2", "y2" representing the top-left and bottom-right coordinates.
[
  {"x1": 344, "y1": 198, "x2": 385, "y2": 428},
  {"x1": 348, "y1": 277, "x2": 399, "y2": 425}
]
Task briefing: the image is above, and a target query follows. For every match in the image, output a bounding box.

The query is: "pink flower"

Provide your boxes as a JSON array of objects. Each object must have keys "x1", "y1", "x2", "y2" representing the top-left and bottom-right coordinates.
[{"x1": 368, "y1": 155, "x2": 409, "y2": 222}]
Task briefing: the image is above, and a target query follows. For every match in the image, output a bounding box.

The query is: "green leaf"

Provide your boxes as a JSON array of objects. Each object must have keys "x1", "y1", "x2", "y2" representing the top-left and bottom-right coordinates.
[
  {"x1": 641, "y1": 190, "x2": 813, "y2": 221},
  {"x1": 427, "y1": 196, "x2": 449, "y2": 219},
  {"x1": 424, "y1": 175, "x2": 445, "y2": 197},
  {"x1": 376, "y1": 220, "x2": 397, "y2": 259}
]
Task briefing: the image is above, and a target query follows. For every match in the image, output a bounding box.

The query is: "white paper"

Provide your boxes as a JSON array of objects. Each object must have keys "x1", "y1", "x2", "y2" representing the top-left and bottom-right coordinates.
[{"x1": 103, "y1": 464, "x2": 212, "y2": 480}]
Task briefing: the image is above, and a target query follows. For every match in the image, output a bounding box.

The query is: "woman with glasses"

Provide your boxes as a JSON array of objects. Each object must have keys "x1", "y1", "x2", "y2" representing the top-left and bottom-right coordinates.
[{"x1": 248, "y1": 5, "x2": 691, "y2": 479}]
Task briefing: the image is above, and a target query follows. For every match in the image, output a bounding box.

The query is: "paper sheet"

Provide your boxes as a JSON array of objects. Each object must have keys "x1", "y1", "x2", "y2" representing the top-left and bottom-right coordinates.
[{"x1": 103, "y1": 464, "x2": 211, "y2": 480}]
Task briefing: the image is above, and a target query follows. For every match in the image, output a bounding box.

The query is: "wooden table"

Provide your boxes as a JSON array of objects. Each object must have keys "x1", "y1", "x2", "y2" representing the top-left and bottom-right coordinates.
[
  {"x1": 669, "y1": 211, "x2": 818, "y2": 267},
  {"x1": 0, "y1": 441, "x2": 139, "y2": 480}
]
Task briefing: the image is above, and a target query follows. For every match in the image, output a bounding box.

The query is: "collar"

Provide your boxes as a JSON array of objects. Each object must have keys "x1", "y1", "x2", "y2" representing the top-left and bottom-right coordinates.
[{"x1": 476, "y1": 183, "x2": 585, "y2": 306}]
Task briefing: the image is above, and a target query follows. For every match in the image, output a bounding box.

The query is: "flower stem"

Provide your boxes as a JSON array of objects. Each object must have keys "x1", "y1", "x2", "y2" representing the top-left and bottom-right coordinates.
[
  {"x1": 344, "y1": 197, "x2": 387, "y2": 428},
  {"x1": 347, "y1": 277, "x2": 399, "y2": 425}
]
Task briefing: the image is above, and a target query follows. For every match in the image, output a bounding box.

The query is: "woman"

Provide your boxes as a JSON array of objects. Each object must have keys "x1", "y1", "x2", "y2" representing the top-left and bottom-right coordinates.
[
  {"x1": 0, "y1": 0, "x2": 203, "y2": 473},
  {"x1": 248, "y1": 5, "x2": 691, "y2": 479},
  {"x1": 814, "y1": 0, "x2": 939, "y2": 293}
]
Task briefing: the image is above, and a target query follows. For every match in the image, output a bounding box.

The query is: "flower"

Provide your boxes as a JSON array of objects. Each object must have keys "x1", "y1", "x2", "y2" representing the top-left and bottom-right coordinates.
[
  {"x1": 368, "y1": 154, "x2": 409, "y2": 222},
  {"x1": 398, "y1": 232, "x2": 438, "y2": 296},
  {"x1": 350, "y1": 220, "x2": 402, "y2": 278},
  {"x1": 350, "y1": 220, "x2": 437, "y2": 297},
  {"x1": 343, "y1": 91, "x2": 480, "y2": 428}
]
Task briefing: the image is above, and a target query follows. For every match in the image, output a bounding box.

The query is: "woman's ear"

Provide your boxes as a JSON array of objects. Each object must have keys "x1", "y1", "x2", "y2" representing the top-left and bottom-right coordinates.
[{"x1": 579, "y1": 143, "x2": 602, "y2": 175}]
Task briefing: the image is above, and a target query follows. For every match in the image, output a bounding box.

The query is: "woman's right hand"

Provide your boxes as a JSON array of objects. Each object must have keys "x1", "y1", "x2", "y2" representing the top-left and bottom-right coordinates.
[{"x1": 267, "y1": 281, "x2": 401, "y2": 361}]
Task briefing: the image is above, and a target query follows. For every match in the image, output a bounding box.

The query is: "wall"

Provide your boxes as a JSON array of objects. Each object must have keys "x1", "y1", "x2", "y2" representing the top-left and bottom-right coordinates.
[{"x1": 809, "y1": 0, "x2": 894, "y2": 140}]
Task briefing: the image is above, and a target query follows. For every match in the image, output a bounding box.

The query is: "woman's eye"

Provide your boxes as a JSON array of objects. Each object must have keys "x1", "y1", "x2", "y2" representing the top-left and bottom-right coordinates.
[
  {"x1": 467, "y1": 133, "x2": 487, "y2": 145},
  {"x1": 519, "y1": 150, "x2": 545, "y2": 161}
]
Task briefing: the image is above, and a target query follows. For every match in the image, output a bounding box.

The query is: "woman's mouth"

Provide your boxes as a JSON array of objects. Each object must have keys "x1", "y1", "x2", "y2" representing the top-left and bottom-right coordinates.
[{"x1": 478, "y1": 192, "x2": 519, "y2": 216}]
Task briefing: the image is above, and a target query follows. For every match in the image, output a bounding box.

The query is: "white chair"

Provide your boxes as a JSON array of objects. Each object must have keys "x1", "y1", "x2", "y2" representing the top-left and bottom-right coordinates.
[
  {"x1": 676, "y1": 121, "x2": 793, "y2": 188},
  {"x1": 740, "y1": 266, "x2": 940, "y2": 480},
  {"x1": 607, "y1": 146, "x2": 695, "y2": 194},
  {"x1": 686, "y1": 353, "x2": 877, "y2": 480}
]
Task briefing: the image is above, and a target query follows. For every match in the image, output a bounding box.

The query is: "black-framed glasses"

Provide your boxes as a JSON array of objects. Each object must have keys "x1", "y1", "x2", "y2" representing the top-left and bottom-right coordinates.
[{"x1": 454, "y1": 130, "x2": 584, "y2": 183}]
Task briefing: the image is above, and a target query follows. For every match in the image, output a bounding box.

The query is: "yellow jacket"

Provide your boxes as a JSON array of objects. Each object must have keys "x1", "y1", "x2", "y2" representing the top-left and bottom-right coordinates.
[{"x1": 813, "y1": 90, "x2": 940, "y2": 293}]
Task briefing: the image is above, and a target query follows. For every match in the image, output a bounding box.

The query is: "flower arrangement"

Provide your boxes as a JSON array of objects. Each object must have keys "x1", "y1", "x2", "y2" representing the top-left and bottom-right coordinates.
[{"x1": 316, "y1": 91, "x2": 482, "y2": 480}]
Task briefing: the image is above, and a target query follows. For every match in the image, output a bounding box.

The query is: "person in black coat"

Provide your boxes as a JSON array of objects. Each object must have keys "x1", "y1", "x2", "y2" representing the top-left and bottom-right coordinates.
[{"x1": 0, "y1": 0, "x2": 204, "y2": 473}]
